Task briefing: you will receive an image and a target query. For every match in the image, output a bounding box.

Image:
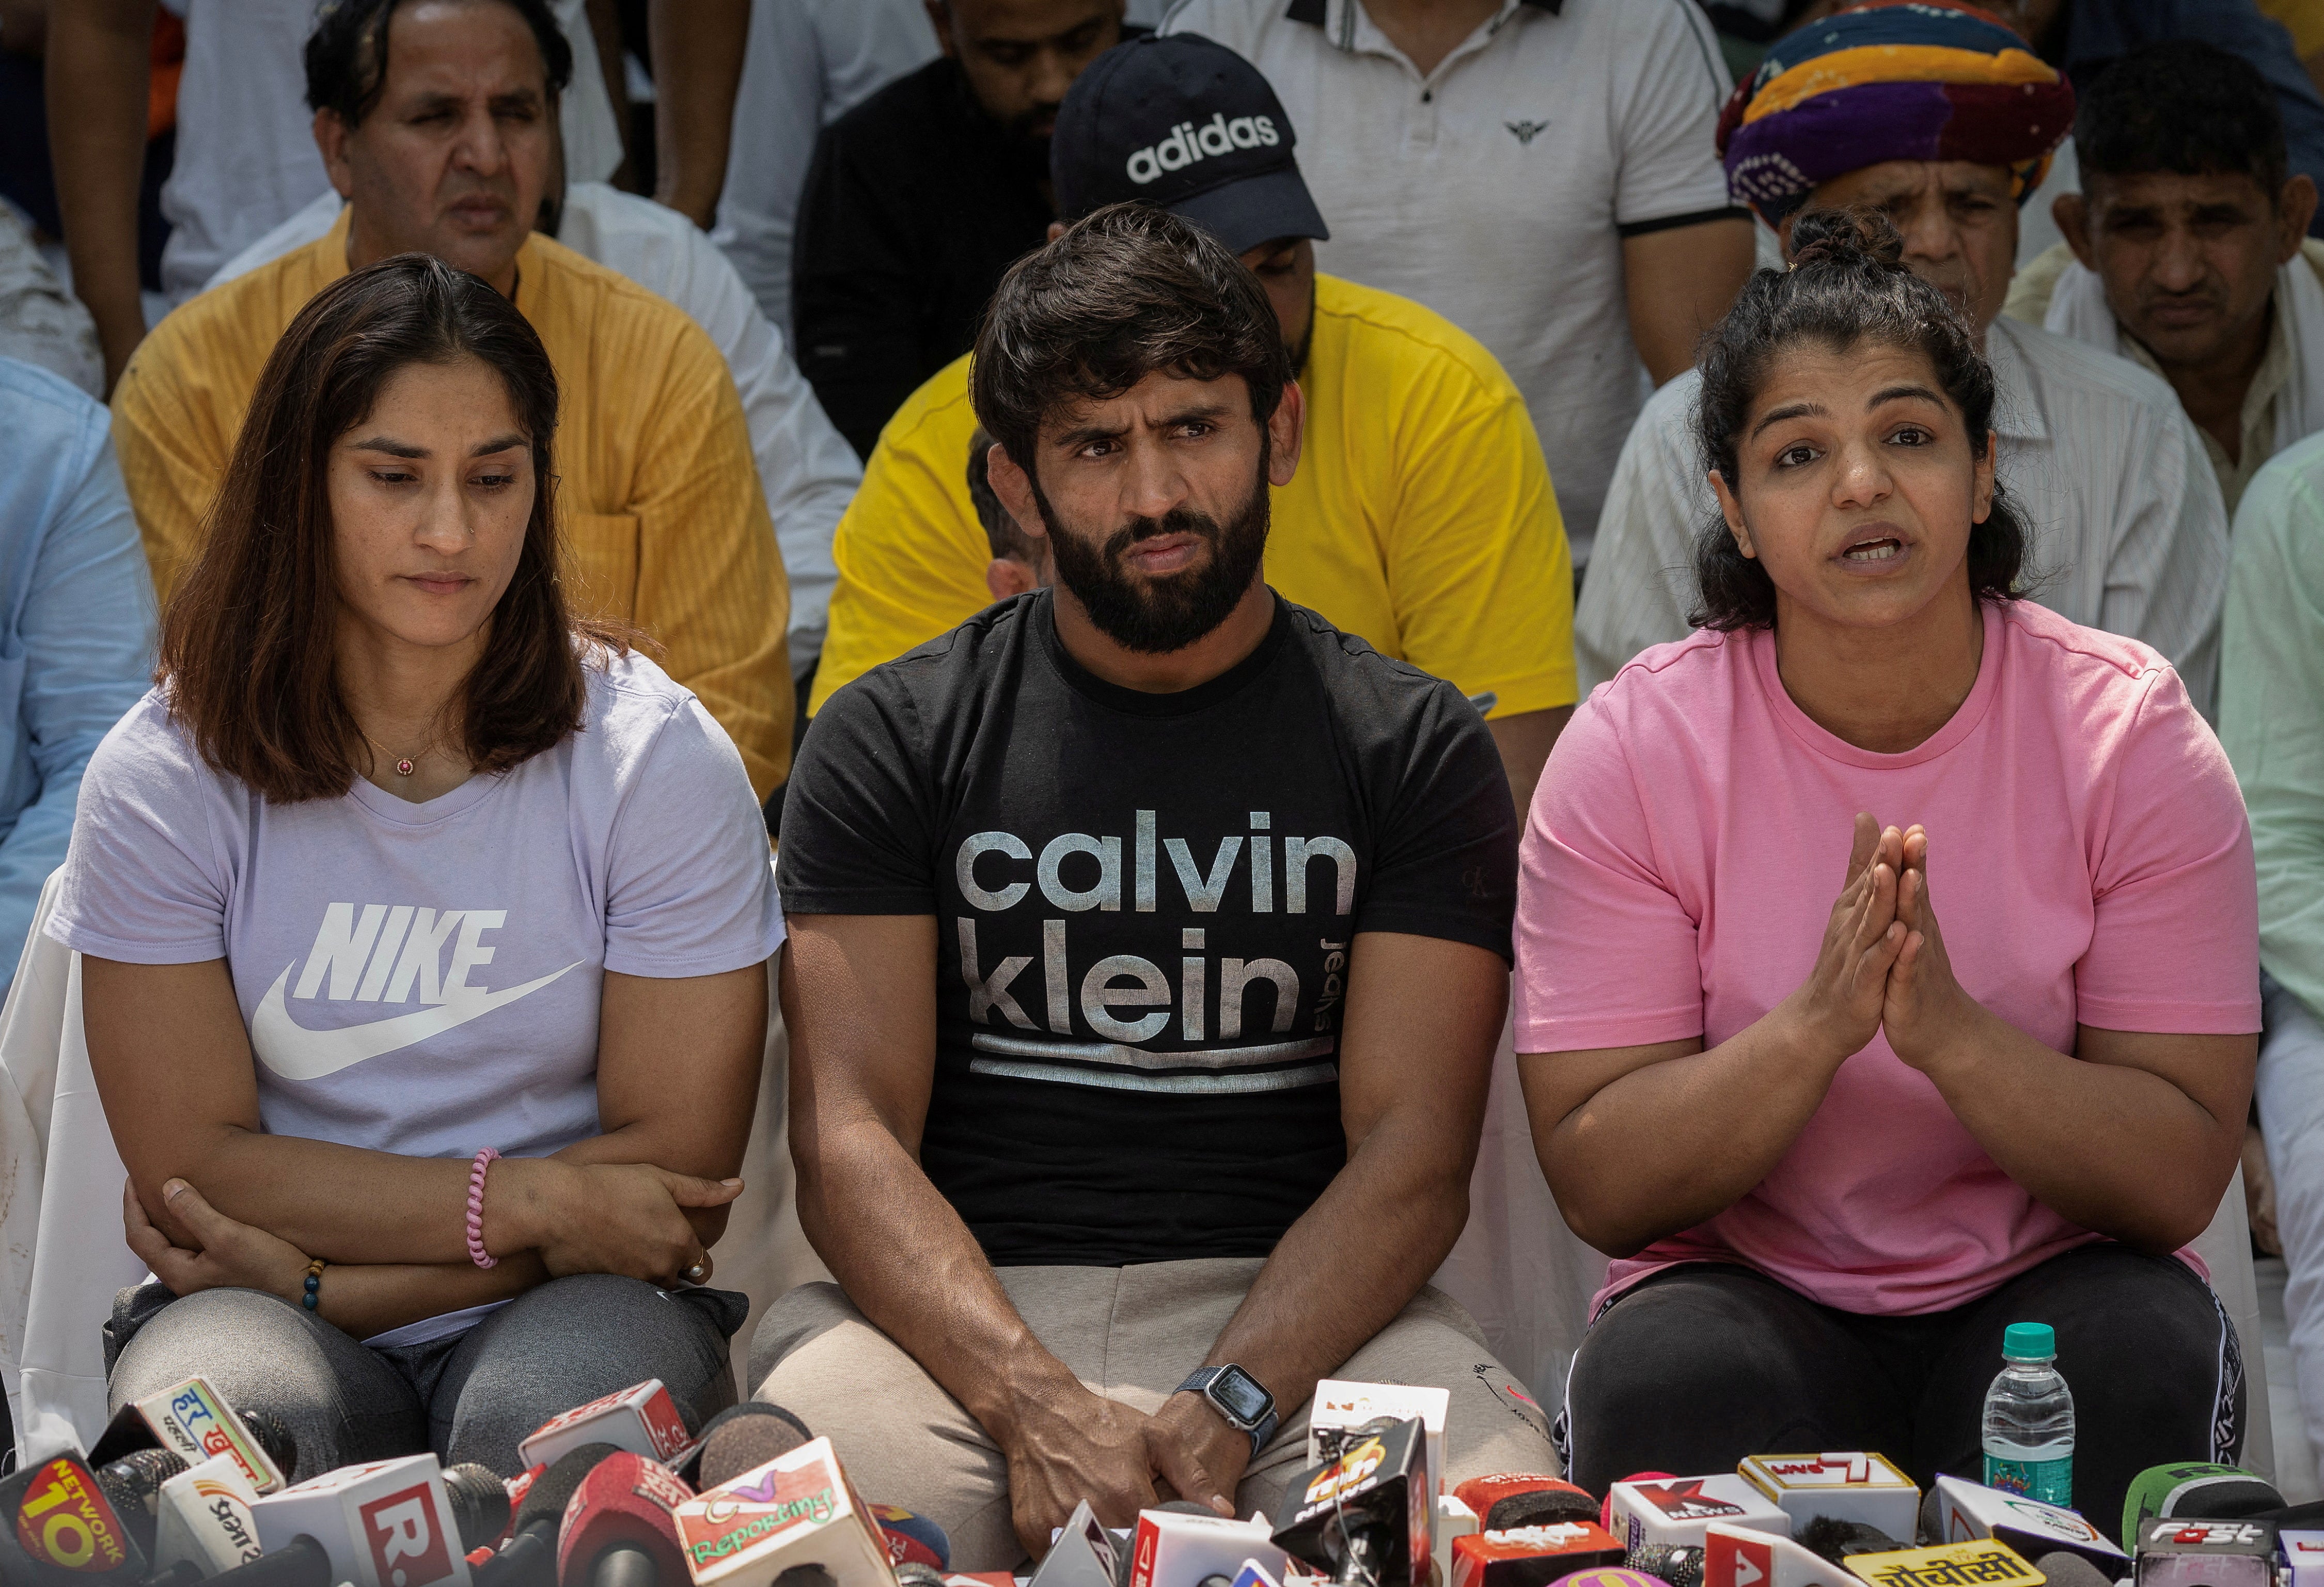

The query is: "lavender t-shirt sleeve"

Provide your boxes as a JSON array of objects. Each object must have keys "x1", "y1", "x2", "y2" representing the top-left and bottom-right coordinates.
[
  {"x1": 2076, "y1": 665, "x2": 2263, "y2": 1034},
  {"x1": 49, "y1": 694, "x2": 232, "y2": 965},
  {"x1": 1513, "y1": 693, "x2": 1705, "y2": 1053},
  {"x1": 601, "y1": 693, "x2": 786, "y2": 978}
]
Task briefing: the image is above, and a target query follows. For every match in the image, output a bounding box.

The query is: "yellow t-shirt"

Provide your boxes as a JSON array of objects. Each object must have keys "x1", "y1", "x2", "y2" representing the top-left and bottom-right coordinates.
[
  {"x1": 808, "y1": 272, "x2": 1577, "y2": 718},
  {"x1": 112, "y1": 208, "x2": 794, "y2": 797}
]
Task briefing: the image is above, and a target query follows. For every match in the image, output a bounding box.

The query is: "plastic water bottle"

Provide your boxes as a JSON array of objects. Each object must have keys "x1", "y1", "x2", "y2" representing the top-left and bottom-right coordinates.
[{"x1": 1983, "y1": 1321, "x2": 2075, "y2": 1504}]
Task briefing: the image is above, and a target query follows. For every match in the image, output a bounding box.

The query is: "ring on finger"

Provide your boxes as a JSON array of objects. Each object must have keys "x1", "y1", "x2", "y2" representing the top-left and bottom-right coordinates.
[{"x1": 682, "y1": 1259, "x2": 708, "y2": 1284}]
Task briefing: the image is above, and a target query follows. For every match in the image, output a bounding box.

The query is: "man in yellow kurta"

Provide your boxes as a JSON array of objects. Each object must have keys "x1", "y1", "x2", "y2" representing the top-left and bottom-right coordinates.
[
  {"x1": 809, "y1": 36, "x2": 1577, "y2": 809},
  {"x1": 111, "y1": 0, "x2": 792, "y2": 797}
]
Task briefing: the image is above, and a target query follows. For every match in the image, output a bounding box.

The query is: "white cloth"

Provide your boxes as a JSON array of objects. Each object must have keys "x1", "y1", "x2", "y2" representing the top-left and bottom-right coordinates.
[
  {"x1": 2262, "y1": 981, "x2": 2324, "y2": 1479},
  {"x1": 211, "y1": 184, "x2": 862, "y2": 674},
  {"x1": 156, "y1": 0, "x2": 623, "y2": 303},
  {"x1": 1158, "y1": 0, "x2": 1736, "y2": 562},
  {"x1": 0, "y1": 206, "x2": 102, "y2": 399},
  {"x1": 1575, "y1": 315, "x2": 2233, "y2": 712},
  {"x1": 711, "y1": 0, "x2": 939, "y2": 335},
  {"x1": 2048, "y1": 249, "x2": 2324, "y2": 461}
]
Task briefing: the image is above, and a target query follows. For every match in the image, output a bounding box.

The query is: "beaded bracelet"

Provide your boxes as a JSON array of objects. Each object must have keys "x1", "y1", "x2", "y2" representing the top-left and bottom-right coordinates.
[
  {"x1": 301, "y1": 1259, "x2": 325, "y2": 1312},
  {"x1": 466, "y1": 1146, "x2": 502, "y2": 1269}
]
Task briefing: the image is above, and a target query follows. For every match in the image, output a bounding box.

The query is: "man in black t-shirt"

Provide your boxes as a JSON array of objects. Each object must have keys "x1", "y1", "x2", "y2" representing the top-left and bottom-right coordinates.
[{"x1": 767, "y1": 204, "x2": 1556, "y2": 1569}]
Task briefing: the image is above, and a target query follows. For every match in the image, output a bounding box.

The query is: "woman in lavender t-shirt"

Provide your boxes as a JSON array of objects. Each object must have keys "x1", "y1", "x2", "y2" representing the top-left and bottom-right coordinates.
[
  {"x1": 52, "y1": 257, "x2": 787, "y2": 1476},
  {"x1": 1516, "y1": 212, "x2": 2260, "y2": 1522}
]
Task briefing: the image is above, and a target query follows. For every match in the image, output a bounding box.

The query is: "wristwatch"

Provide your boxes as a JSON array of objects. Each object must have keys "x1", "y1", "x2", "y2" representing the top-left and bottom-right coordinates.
[{"x1": 1177, "y1": 1365, "x2": 1279, "y2": 1457}]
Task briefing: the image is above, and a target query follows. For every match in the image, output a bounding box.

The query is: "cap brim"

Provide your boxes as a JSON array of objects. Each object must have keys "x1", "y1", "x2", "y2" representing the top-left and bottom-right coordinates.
[{"x1": 1166, "y1": 165, "x2": 1330, "y2": 256}]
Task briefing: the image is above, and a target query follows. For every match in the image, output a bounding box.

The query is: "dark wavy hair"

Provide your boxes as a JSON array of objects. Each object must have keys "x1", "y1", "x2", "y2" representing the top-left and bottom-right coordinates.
[
  {"x1": 970, "y1": 203, "x2": 1292, "y2": 479},
  {"x1": 1689, "y1": 209, "x2": 2029, "y2": 631},
  {"x1": 159, "y1": 253, "x2": 622, "y2": 803}
]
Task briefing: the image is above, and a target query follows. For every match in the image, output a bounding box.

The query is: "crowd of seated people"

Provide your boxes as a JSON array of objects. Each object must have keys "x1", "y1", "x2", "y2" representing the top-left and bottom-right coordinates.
[{"x1": 2, "y1": 0, "x2": 2320, "y2": 1554}]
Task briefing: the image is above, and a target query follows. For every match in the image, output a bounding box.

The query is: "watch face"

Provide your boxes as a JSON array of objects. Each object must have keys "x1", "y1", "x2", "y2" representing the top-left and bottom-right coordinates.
[{"x1": 1210, "y1": 1366, "x2": 1272, "y2": 1425}]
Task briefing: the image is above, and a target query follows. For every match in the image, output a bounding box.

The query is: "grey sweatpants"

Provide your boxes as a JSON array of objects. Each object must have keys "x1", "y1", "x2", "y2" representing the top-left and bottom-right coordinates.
[
  {"x1": 751, "y1": 1258, "x2": 1559, "y2": 1570},
  {"x1": 107, "y1": 1275, "x2": 745, "y2": 1479}
]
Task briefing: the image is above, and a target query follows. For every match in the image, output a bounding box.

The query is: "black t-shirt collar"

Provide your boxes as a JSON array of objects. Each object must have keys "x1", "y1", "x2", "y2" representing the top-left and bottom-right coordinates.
[{"x1": 1034, "y1": 588, "x2": 1290, "y2": 717}]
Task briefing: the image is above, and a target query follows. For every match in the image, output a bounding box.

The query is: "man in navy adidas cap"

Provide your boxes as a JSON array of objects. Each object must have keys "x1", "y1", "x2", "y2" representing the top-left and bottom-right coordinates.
[{"x1": 810, "y1": 32, "x2": 1583, "y2": 815}]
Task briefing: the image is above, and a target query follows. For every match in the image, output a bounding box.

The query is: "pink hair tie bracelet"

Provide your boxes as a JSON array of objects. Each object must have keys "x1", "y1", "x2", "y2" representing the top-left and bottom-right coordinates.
[{"x1": 466, "y1": 1146, "x2": 502, "y2": 1268}]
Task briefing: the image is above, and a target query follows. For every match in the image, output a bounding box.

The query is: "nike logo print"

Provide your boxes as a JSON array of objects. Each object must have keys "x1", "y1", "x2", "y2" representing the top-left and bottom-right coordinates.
[{"x1": 250, "y1": 960, "x2": 583, "y2": 1080}]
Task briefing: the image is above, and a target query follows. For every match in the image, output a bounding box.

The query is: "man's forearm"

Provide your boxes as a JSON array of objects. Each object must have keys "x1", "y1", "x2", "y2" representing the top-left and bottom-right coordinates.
[
  {"x1": 1186, "y1": 1104, "x2": 1474, "y2": 1422},
  {"x1": 795, "y1": 1120, "x2": 1078, "y2": 1440},
  {"x1": 45, "y1": 0, "x2": 156, "y2": 392}
]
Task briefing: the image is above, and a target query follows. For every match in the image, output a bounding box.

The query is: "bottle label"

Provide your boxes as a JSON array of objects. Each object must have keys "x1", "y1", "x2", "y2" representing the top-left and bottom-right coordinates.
[{"x1": 1984, "y1": 1453, "x2": 2071, "y2": 1505}]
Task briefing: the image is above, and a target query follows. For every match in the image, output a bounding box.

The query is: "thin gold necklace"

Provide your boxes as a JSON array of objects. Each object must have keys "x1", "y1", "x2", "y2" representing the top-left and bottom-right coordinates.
[{"x1": 357, "y1": 725, "x2": 436, "y2": 778}]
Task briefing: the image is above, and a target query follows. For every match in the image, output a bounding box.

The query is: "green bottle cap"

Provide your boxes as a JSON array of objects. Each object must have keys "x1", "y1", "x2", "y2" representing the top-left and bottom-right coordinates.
[{"x1": 2003, "y1": 1322, "x2": 2056, "y2": 1361}]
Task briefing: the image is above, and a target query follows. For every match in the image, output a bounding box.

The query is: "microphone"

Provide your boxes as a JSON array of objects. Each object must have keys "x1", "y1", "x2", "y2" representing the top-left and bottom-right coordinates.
[
  {"x1": 1129, "y1": 1509, "x2": 1284, "y2": 1587},
  {"x1": 2286, "y1": 1529, "x2": 2324, "y2": 1587},
  {"x1": 1833, "y1": 1538, "x2": 2042, "y2": 1587},
  {"x1": 1274, "y1": 1417, "x2": 1429, "y2": 1587},
  {"x1": 1308, "y1": 1382, "x2": 1450, "y2": 1503},
  {"x1": 1449, "y1": 1522, "x2": 1628, "y2": 1587},
  {"x1": 243, "y1": 1451, "x2": 479, "y2": 1587},
  {"x1": 1797, "y1": 1520, "x2": 1904, "y2": 1565},
  {"x1": 1454, "y1": 1478, "x2": 1599, "y2": 1534},
  {"x1": 866, "y1": 1507, "x2": 949, "y2": 1573},
  {"x1": 1918, "y1": 1476, "x2": 2124, "y2": 1576},
  {"x1": 1626, "y1": 1543, "x2": 1704, "y2": 1587},
  {"x1": 89, "y1": 1379, "x2": 286, "y2": 1497},
  {"x1": 94, "y1": 1448, "x2": 189, "y2": 1557},
  {"x1": 2118, "y1": 1467, "x2": 2281, "y2": 1557},
  {"x1": 1609, "y1": 1479, "x2": 1791, "y2": 1550},
  {"x1": 1736, "y1": 1457, "x2": 1918, "y2": 1542},
  {"x1": 1700, "y1": 1521, "x2": 1854, "y2": 1587},
  {"x1": 446, "y1": 1467, "x2": 514, "y2": 1557},
  {"x1": 149, "y1": 1454, "x2": 266, "y2": 1584},
  {"x1": 555, "y1": 1451, "x2": 694, "y2": 1587},
  {"x1": 473, "y1": 1445, "x2": 626, "y2": 1587},
  {"x1": 1031, "y1": 1500, "x2": 1122, "y2": 1587},
  {"x1": 2132, "y1": 1517, "x2": 2276, "y2": 1587},
  {"x1": 2027, "y1": 1552, "x2": 2115, "y2": 1587},
  {"x1": 893, "y1": 1569, "x2": 945, "y2": 1587},
  {"x1": 672, "y1": 1434, "x2": 905, "y2": 1587},
  {"x1": 520, "y1": 1384, "x2": 696, "y2": 1475},
  {"x1": 689, "y1": 1406, "x2": 813, "y2": 1494},
  {"x1": 1, "y1": 1451, "x2": 151, "y2": 1585}
]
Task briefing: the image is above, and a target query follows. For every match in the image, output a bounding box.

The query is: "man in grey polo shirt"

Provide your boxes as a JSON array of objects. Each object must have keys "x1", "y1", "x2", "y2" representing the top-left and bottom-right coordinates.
[
  {"x1": 1576, "y1": 0, "x2": 2231, "y2": 712},
  {"x1": 1160, "y1": 0, "x2": 1754, "y2": 569}
]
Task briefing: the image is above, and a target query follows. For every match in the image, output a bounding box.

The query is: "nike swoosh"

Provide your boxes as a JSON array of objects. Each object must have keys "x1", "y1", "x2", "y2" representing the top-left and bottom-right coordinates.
[{"x1": 251, "y1": 960, "x2": 584, "y2": 1080}]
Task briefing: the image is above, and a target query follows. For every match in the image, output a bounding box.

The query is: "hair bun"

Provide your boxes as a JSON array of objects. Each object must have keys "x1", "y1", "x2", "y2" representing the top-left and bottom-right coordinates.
[{"x1": 1787, "y1": 208, "x2": 1908, "y2": 273}]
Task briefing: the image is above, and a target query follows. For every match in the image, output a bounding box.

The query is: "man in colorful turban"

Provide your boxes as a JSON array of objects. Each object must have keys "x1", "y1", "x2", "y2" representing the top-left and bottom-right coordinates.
[{"x1": 1577, "y1": 0, "x2": 2231, "y2": 719}]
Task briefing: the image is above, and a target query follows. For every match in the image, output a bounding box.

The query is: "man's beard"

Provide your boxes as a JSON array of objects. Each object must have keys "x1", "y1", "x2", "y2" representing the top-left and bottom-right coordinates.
[{"x1": 1035, "y1": 445, "x2": 1271, "y2": 654}]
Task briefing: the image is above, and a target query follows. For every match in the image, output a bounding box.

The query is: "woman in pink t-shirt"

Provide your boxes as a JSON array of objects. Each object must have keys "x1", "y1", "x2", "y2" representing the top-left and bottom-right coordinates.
[{"x1": 1517, "y1": 213, "x2": 2259, "y2": 1519}]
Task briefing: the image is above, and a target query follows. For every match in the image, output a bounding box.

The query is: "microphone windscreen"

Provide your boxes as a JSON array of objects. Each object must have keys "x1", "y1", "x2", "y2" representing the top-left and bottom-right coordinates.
[
  {"x1": 554, "y1": 1452, "x2": 692, "y2": 1587},
  {"x1": 239, "y1": 1411, "x2": 299, "y2": 1481},
  {"x1": 2033, "y1": 1551, "x2": 2116, "y2": 1587},
  {"x1": 1800, "y1": 1518, "x2": 1904, "y2": 1563},
  {"x1": 445, "y1": 1463, "x2": 514, "y2": 1551},
  {"x1": 1453, "y1": 1473, "x2": 1600, "y2": 1533},
  {"x1": 697, "y1": 1406, "x2": 813, "y2": 1491},
  {"x1": 96, "y1": 1448, "x2": 188, "y2": 1552},
  {"x1": 896, "y1": 1567, "x2": 947, "y2": 1587},
  {"x1": 1627, "y1": 1544, "x2": 1703, "y2": 1587},
  {"x1": 870, "y1": 1504, "x2": 952, "y2": 1571},
  {"x1": 520, "y1": 1444, "x2": 625, "y2": 1538},
  {"x1": 2121, "y1": 1465, "x2": 2283, "y2": 1553}
]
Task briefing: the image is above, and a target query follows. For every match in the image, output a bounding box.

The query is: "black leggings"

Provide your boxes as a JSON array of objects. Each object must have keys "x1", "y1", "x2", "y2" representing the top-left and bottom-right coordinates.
[{"x1": 1560, "y1": 1244, "x2": 2242, "y2": 1530}]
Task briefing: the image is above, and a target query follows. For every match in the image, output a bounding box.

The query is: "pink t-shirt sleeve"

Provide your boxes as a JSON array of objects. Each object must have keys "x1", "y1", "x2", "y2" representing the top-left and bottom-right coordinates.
[
  {"x1": 2074, "y1": 666, "x2": 2262, "y2": 1035},
  {"x1": 1512, "y1": 696, "x2": 1704, "y2": 1052}
]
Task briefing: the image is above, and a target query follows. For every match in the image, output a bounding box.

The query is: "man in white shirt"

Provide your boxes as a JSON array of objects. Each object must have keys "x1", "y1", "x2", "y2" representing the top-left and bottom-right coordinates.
[
  {"x1": 213, "y1": 174, "x2": 861, "y2": 684},
  {"x1": 1578, "y1": 0, "x2": 2231, "y2": 712},
  {"x1": 1158, "y1": 0, "x2": 1755, "y2": 567},
  {"x1": 44, "y1": 0, "x2": 622, "y2": 390}
]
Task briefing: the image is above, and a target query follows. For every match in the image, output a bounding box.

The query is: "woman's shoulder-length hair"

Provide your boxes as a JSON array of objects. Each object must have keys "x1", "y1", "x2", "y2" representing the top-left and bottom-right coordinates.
[{"x1": 159, "y1": 252, "x2": 624, "y2": 804}]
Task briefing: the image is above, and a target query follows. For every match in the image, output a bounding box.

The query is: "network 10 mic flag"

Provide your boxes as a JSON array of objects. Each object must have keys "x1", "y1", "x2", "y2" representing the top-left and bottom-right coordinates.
[
  {"x1": 2, "y1": 1452, "x2": 147, "y2": 1585},
  {"x1": 674, "y1": 1434, "x2": 896, "y2": 1587}
]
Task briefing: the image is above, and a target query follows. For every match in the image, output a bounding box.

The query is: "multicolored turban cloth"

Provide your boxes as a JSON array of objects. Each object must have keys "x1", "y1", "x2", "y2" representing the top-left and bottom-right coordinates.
[{"x1": 1717, "y1": 0, "x2": 2077, "y2": 226}]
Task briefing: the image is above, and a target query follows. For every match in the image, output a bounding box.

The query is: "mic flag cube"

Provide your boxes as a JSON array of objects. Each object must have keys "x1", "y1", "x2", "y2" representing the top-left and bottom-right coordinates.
[
  {"x1": 1611, "y1": 1479, "x2": 1793, "y2": 1550},
  {"x1": 674, "y1": 1435, "x2": 896, "y2": 1587},
  {"x1": 1920, "y1": 1478, "x2": 2125, "y2": 1576},
  {"x1": 250, "y1": 1454, "x2": 470, "y2": 1587},
  {"x1": 89, "y1": 1378, "x2": 285, "y2": 1498},
  {"x1": 1451, "y1": 1525, "x2": 1627, "y2": 1587},
  {"x1": 1549, "y1": 1570, "x2": 1667, "y2": 1587},
  {"x1": 153, "y1": 1455, "x2": 264, "y2": 1578},
  {"x1": 2135, "y1": 1518, "x2": 2278, "y2": 1587},
  {"x1": 1737, "y1": 1459, "x2": 1917, "y2": 1542},
  {"x1": 1308, "y1": 1384, "x2": 1452, "y2": 1501},
  {"x1": 2119, "y1": 1467, "x2": 2281, "y2": 1558},
  {"x1": 1437, "y1": 1495, "x2": 1481, "y2": 1585},
  {"x1": 1129, "y1": 1510, "x2": 1287, "y2": 1587},
  {"x1": 1029, "y1": 1501, "x2": 1121, "y2": 1587},
  {"x1": 3, "y1": 1453, "x2": 148, "y2": 1584},
  {"x1": 520, "y1": 1381, "x2": 696, "y2": 1474},
  {"x1": 2284, "y1": 1531, "x2": 2324, "y2": 1587},
  {"x1": 1841, "y1": 1542, "x2": 2039, "y2": 1587},
  {"x1": 1275, "y1": 1417, "x2": 1432, "y2": 1587},
  {"x1": 1702, "y1": 1522, "x2": 1857, "y2": 1587}
]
